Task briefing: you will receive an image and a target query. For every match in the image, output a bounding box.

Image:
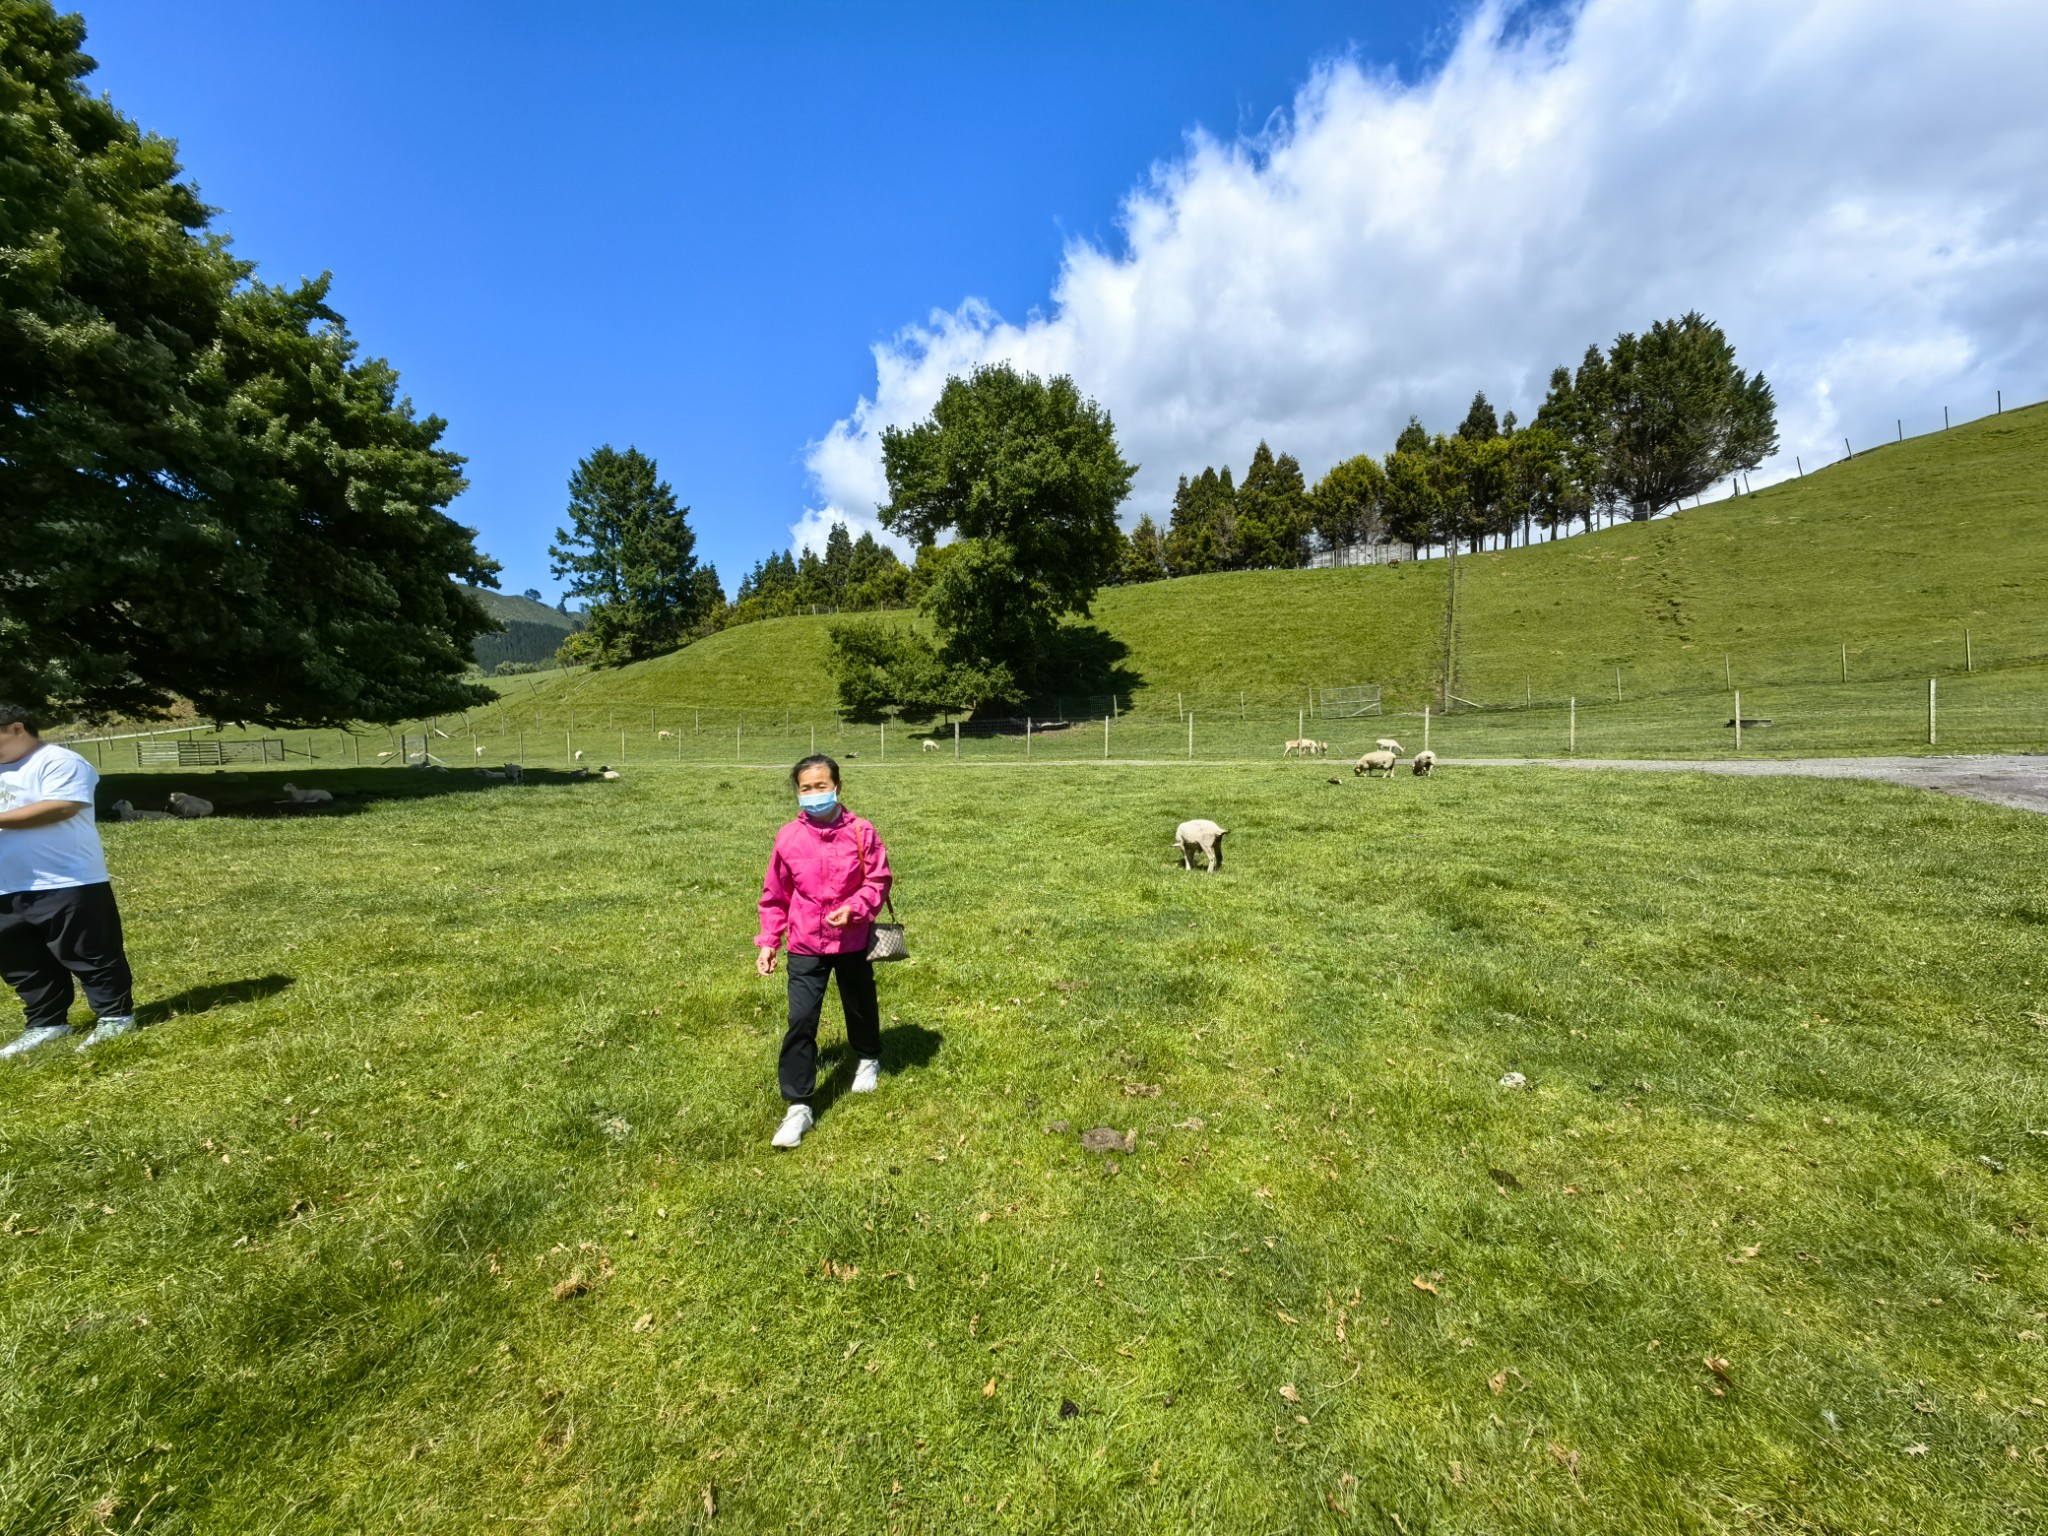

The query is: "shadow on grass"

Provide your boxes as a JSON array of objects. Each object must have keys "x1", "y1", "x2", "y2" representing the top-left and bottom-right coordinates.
[
  {"x1": 815, "y1": 1020, "x2": 944, "y2": 1118},
  {"x1": 138, "y1": 973, "x2": 294, "y2": 1026},
  {"x1": 97, "y1": 766, "x2": 616, "y2": 820}
]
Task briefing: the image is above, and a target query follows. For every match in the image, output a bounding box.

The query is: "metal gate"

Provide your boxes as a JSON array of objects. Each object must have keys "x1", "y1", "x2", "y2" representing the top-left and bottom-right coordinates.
[{"x1": 1317, "y1": 685, "x2": 1383, "y2": 718}]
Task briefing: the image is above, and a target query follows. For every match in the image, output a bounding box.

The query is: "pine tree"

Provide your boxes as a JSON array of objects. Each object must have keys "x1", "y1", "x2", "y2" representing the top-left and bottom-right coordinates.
[
  {"x1": 1117, "y1": 515, "x2": 1170, "y2": 583},
  {"x1": 549, "y1": 445, "x2": 703, "y2": 665},
  {"x1": 1233, "y1": 442, "x2": 1313, "y2": 568}
]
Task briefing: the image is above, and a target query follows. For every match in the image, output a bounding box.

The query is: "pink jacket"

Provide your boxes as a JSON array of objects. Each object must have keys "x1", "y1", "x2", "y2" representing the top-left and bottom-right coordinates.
[{"x1": 756, "y1": 809, "x2": 893, "y2": 956}]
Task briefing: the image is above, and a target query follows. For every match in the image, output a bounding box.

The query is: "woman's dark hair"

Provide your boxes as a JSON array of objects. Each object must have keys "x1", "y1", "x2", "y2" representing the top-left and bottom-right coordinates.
[
  {"x1": 0, "y1": 701, "x2": 36, "y2": 735},
  {"x1": 790, "y1": 753, "x2": 840, "y2": 789}
]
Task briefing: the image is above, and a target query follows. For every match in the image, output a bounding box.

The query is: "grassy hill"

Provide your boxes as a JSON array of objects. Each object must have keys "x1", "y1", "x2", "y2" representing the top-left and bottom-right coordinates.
[
  {"x1": 495, "y1": 403, "x2": 2048, "y2": 723},
  {"x1": 462, "y1": 585, "x2": 584, "y2": 672}
]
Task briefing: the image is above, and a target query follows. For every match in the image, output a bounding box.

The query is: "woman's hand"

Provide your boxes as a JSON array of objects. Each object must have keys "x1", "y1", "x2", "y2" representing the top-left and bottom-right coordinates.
[
  {"x1": 756, "y1": 947, "x2": 778, "y2": 977},
  {"x1": 823, "y1": 902, "x2": 854, "y2": 929}
]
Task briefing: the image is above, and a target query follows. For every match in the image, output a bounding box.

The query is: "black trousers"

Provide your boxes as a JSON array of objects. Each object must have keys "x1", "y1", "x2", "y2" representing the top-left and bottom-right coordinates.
[
  {"x1": 0, "y1": 883, "x2": 135, "y2": 1031},
  {"x1": 780, "y1": 952, "x2": 881, "y2": 1104}
]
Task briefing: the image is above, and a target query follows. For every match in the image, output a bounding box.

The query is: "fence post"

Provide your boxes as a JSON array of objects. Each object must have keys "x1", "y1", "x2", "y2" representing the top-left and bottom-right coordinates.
[
  {"x1": 1724, "y1": 653, "x2": 1731, "y2": 688},
  {"x1": 620, "y1": 729, "x2": 626, "y2": 761},
  {"x1": 881, "y1": 722, "x2": 886, "y2": 761},
  {"x1": 1615, "y1": 667, "x2": 1623, "y2": 703},
  {"x1": 1423, "y1": 704, "x2": 1431, "y2": 753},
  {"x1": 1840, "y1": 642, "x2": 1847, "y2": 683},
  {"x1": 1928, "y1": 678, "x2": 1937, "y2": 745},
  {"x1": 1104, "y1": 714, "x2": 1110, "y2": 759},
  {"x1": 1734, "y1": 691, "x2": 1741, "y2": 754},
  {"x1": 518, "y1": 726, "x2": 525, "y2": 761},
  {"x1": 695, "y1": 708, "x2": 700, "y2": 735},
  {"x1": 565, "y1": 730, "x2": 571, "y2": 762},
  {"x1": 1965, "y1": 627, "x2": 1973, "y2": 672},
  {"x1": 1569, "y1": 697, "x2": 1576, "y2": 755},
  {"x1": 1177, "y1": 691, "x2": 1183, "y2": 720},
  {"x1": 954, "y1": 721, "x2": 960, "y2": 760},
  {"x1": 1187, "y1": 713, "x2": 1193, "y2": 759}
]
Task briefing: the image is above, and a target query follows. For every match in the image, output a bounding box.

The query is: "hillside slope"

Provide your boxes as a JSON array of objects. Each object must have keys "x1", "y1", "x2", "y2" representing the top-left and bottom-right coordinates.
[
  {"x1": 499, "y1": 402, "x2": 2048, "y2": 715},
  {"x1": 462, "y1": 585, "x2": 584, "y2": 671}
]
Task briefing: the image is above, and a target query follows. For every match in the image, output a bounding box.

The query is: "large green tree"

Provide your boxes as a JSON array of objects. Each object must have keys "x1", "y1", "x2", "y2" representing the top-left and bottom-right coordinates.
[
  {"x1": 0, "y1": 1, "x2": 499, "y2": 724},
  {"x1": 1163, "y1": 466, "x2": 1236, "y2": 575},
  {"x1": 549, "y1": 446, "x2": 703, "y2": 665},
  {"x1": 1232, "y1": 441, "x2": 1312, "y2": 568},
  {"x1": 1308, "y1": 454, "x2": 1388, "y2": 551},
  {"x1": 1543, "y1": 313, "x2": 1777, "y2": 521},
  {"x1": 878, "y1": 364, "x2": 1134, "y2": 698}
]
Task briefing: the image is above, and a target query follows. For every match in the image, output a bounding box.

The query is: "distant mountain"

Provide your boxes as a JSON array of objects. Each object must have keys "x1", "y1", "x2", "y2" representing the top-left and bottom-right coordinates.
[{"x1": 460, "y1": 585, "x2": 584, "y2": 671}]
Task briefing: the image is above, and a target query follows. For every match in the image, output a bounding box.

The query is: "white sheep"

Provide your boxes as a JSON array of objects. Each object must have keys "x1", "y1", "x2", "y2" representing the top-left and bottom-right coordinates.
[
  {"x1": 1353, "y1": 750, "x2": 1398, "y2": 779},
  {"x1": 1312, "y1": 740, "x2": 1329, "y2": 756},
  {"x1": 1376, "y1": 738, "x2": 1404, "y2": 754},
  {"x1": 1174, "y1": 818, "x2": 1228, "y2": 873},
  {"x1": 279, "y1": 783, "x2": 333, "y2": 804},
  {"x1": 475, "y1": 744, "x2": 486, "y2": 757},
  {"x1": 109, "y1": 800, "x2": 171, "y2": 822},
  {"x1": 656, "y1": 730, "x2": 674, "y2": 741},
  {"x1": 374, "y1": 750, "x2": 396, "y2": 762},
  {"x1": 921, "y1": 738, "x2": 941, "y2": 753},
  {"x1": 573, "y1": 750, "x2": 585, "y2": 762},
  {"x1": 599, "y1": 766, "x2": 621, "y2": 781},
  {"x1": 1411, "y1": 750, "x2": 1437, "y2": 777},
  {"x1": 1282, "y1": 738, "x2": 1315, "y2": 757},
  {"x1": 165, "y1": 792, "x2": 214, "y2": 818}
]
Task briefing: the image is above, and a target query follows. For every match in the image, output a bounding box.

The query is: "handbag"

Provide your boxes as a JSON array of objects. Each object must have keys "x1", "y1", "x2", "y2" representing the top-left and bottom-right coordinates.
[{"x1": 855, "y1": 826, "x2": 909, "y2": 962}]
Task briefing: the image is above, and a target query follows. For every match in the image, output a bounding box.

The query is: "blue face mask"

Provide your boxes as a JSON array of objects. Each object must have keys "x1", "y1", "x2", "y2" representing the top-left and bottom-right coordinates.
[{"x1": 798, "y1": 788, "x2": 838, "y2": 818}]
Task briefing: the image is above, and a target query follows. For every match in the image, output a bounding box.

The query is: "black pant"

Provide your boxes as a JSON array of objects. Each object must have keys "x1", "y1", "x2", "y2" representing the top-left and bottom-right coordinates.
[
  {"x1": 0, "y1": 883, "x2": 135, "y2": 1031},
  {"x1": 780, "y1": 952, "x2": 880, "y2": 1104}
]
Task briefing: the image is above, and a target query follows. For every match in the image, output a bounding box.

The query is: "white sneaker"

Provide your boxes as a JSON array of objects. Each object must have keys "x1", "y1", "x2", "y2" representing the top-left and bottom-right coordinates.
[
  {"x1": 771, "y1": 1103, "x2": 815, "y2": 1149},
  {"x1": 75, "y1": 1016, "x2": 137, "y2": 1051},
  {"x1": 851, "y1": 1058, "x2": 882, "y2": 1094},
  {"x1": 1, "y1": 1025, "x2": 73, "y2": 1059}
]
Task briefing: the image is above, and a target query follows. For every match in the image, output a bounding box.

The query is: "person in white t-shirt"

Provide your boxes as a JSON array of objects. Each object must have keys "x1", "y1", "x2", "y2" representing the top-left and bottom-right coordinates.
[{"x1": 0, "y1": 701, "x2": 138, "y2": 1057}]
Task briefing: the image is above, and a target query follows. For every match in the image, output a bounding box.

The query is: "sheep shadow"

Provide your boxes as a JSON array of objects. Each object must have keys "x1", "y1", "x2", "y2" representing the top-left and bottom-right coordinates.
[
  {"x1": 814, "y1": 1021, "x2": 945, "y2": 1119},
  {"x1": 97, "y1": 765, "x2": 613, "y2": 820},
  {"x1": 137, "y1": 973, "x2": 294, "y2": 1027}
]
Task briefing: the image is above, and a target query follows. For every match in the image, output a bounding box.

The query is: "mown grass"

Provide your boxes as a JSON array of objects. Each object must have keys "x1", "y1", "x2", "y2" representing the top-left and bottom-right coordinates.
[
  {"x1": 493, "y1": 402, "x2": 2048, "y2": 725},
  {"x1": 4, "y1": 761, "x2": 2046, "y2": 1533}
]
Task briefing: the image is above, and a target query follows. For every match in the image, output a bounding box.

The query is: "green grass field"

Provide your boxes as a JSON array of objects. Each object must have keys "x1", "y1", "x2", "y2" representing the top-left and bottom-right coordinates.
[
  {"x1": 486, "y1": 402, "x2": 2048, "y2": 734},
  {"x1": 5, "y1": 759, "x2": 2046, "y2": 1532}
]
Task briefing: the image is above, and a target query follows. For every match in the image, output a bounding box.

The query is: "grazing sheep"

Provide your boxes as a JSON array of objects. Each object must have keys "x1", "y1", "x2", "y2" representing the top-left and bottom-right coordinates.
[
  {"x1": 1410, "y1": 749, "x2": 1437, "y2": 777},
  {"x1": 475, "y1": 768, "x2": 508, "y2": 783},
  {"x1": 502, "y1": 764, "x2": 524, "y2": 785},
  {"x1": 572, "y1": 749, "x2": 585, "y2": 762},
  {"x1": 374, "y1": 750, "x2": 397, "y2": 762},
  {"x1": 165, "y1": 791, "x2": 214, "y2": 818},
  {"x1": 475, "y1": 745, "x2": 486, "y2": 757},
  {"x1": 109, "y1": 800, "x2": 171, "y2": 822},
  {"x1": 1174, "y1": 818, "x2": 1228, "y2": 873},
  {"x1": 1312, "y1": 740, "x2": 1329, "y2": 756},
  {"x1": 921, "y1": 738, "x2": 941, "y2": 753},
  {"x1": 656, "y1": 730, "x2": 674, "y2": 741},
  {"x1": 1352, "y1": 750, "x2": 1398, "y2": 779},
  {"x1": 1282, "y1": 738, "x2": 1313, "y2": 757},
  {"x1": 1376, "y1": 738, "x2": 1404, "y2": 754},
  {"x1": 279, "y1": 783, "x2": 333, "y2": 804}
]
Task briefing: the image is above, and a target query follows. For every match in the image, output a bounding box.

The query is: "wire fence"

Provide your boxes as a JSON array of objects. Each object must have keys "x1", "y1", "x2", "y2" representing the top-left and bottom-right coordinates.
[{"x1": 69, "y1": 663, "x2": 2048, "y2": 773}]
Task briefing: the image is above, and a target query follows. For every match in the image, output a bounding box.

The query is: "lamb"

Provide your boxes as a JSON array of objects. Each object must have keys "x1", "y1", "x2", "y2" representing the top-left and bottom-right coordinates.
[
  {"x1": 599, "y1": 765, "x2": 621, "y2": 781},
  {"x1": 109, "y1": 800, "x2": 171, "y2": 822},
  {"x1": 165, "y1": 792, "x2": 214, "y2": 818},
  {"x1": 1410, "y1": 749, "x2": 1437, "y2": 777},
  {"x1": 656, "y1": 730, "x2": 674, "y2": 741},
  {"x1": 572, "y1": 749, "x2": 585, "y2": 762},
  {"x1": 279, "y1": 783, "x2": 333, "y2": 804},
  {"x1": 1282, "y1": 738, "x2": 1315, "y2": 757},
  {"x1": 374, "y1": 750, "x2": 397, "y2": 763},
  {"x1": 1352, "y1": 750, "x2": 1398, "y2": 779},
  {"x1": 1312, "y1": 740, "x2": 1329, "y2": 756},
  {"x1": 921, "y1": 738, "x2": 941, "y2": 753},
  {"x1": 475, "y1": 744, "x2": 486, "y2": 757},
  {"x1": 1376, "y1": 738, "x2": 1404, "y2": 754},
  {"x1": 1174, "y1": 818, "x2": 1228, "y2": 873}
]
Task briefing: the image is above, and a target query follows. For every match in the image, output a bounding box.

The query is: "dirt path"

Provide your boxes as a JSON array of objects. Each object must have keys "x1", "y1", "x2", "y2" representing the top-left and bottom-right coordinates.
[{"x1": 1454, "y1": 754, "x2": 2048, "y2": 814}]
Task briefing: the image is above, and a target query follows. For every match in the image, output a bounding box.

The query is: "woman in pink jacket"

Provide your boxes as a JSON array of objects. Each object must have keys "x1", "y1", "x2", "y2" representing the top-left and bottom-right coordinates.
[{"x1": 754, "y1": 753, "x2": 894, "y2": 1149}]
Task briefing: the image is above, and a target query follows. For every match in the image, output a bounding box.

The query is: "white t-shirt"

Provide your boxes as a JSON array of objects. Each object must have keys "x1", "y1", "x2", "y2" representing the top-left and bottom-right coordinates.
[{"x1": 0, "y1": 743, "x2": 111, "y2": 894}]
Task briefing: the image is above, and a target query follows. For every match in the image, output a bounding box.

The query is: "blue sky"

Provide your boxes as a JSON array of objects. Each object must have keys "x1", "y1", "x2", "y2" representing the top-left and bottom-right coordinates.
[{"x1": 80, "y1": 0, "x2": 1469, "y2": 600}]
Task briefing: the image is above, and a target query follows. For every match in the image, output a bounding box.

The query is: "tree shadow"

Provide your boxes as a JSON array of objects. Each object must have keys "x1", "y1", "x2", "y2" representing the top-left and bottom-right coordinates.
[
  {"x1": 815, "y1": 1021, "x2": 945, "y2": 1118},
  {"x1": 97, "y1": 766, "x2": 616, "y2": 820},
  {"x1": 1032, "y1": 623, "x2": 1143, "y2": 712},
  {"x1": 137, "y1": 973, "x2": 294, "y2": 1026}
]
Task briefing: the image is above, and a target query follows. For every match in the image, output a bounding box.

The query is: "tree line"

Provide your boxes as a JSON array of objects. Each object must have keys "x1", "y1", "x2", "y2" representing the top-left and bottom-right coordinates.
[{"x1": 1115, "y1": 311, "x2": 1777, "y2": 581}]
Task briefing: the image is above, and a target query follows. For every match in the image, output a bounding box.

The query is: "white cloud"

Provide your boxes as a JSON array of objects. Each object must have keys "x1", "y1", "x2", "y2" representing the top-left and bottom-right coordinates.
[{"x1": 799, "y1": 0, "x2": 2048, "y2": 542}]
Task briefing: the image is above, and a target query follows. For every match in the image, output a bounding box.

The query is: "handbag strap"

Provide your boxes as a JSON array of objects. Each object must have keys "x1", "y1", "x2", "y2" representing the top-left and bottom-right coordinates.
[{"x1": 853, "y1": 821, "x2": 898, "y2": 921}]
